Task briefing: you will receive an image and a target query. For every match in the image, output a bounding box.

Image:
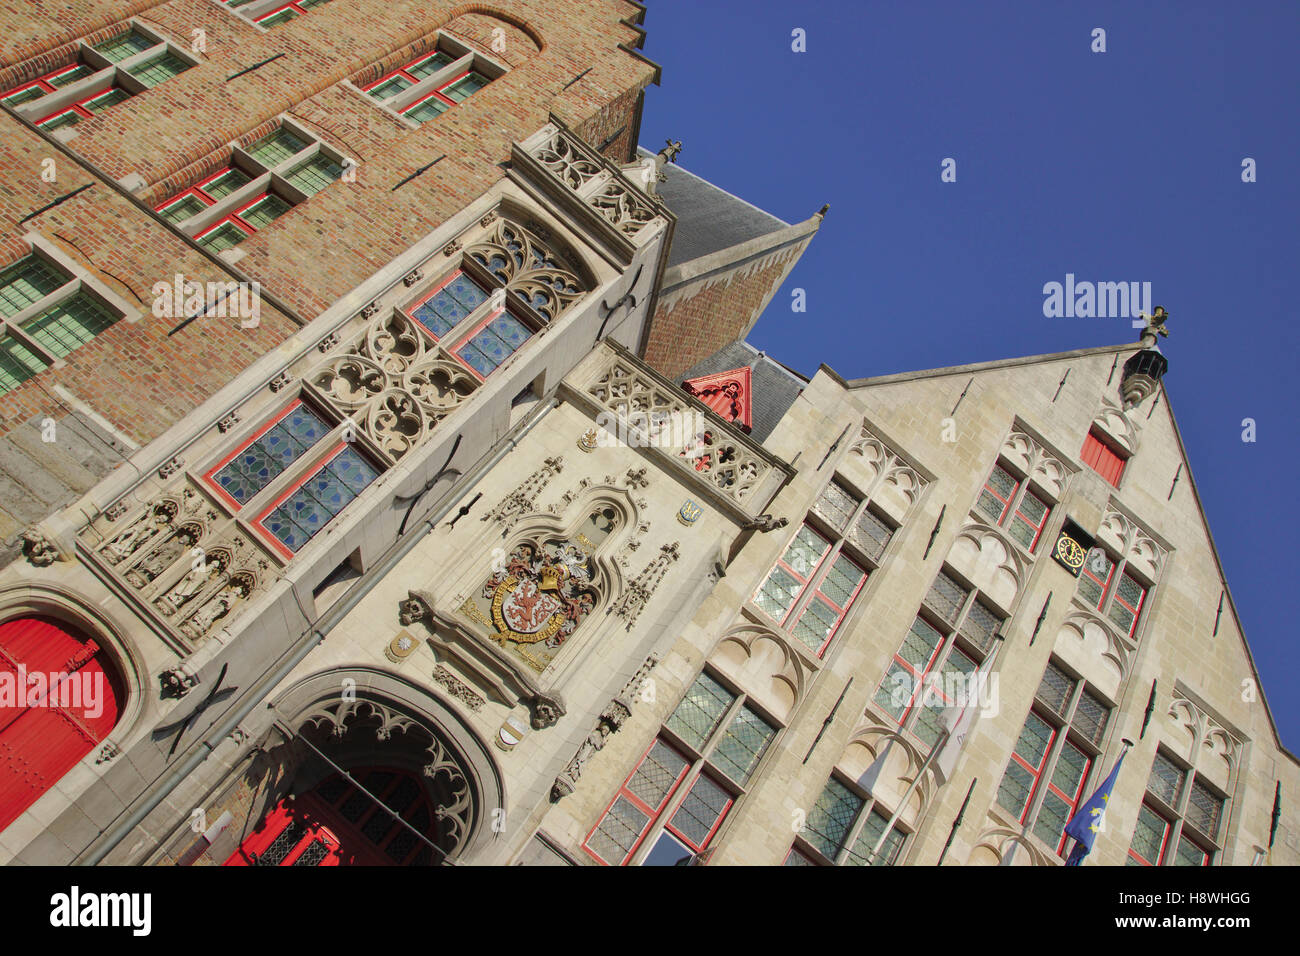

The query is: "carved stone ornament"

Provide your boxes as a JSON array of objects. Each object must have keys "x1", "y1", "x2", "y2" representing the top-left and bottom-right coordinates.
[
  {"x1": 104, "y1": 500, "x2": 129, "y2": 521},
  {"x1": 432, "y1": 664, "x2": 485, "y2": 713},
  {"x1": 529, "y1": 692, "x2": 565, "y2": 730},
  {"x1": 442, "y1": 238, "x2": 462, "y2": 257},
  {"x1": 158, "y1": 456, "x2": 184, "y2": 480},
  {"x1": 20, "y1": 529, "x2": 60, "y2": 567},
  {"x1": 610, "y1": 542, "x2": 680, "y2": 631},
  {"x1": 217, "y1": 412, "x2": 240, "y2": 433},
  {"x1": 159, "y1": 666, "x2": 199, "y2": 699},
  {"x1": 481, "y1": 455, "x2": 564, "y2": 532},
  {"x1": 317, "y1": 332, "x2": 340, "y2": 354},
  {"x1": 95, "y1": 742, "x2": 122, "y2": 765},
  {"x1": 742, "y1": 514, "x2": 789, "y2": 533},
  {"x1": 479, "y1": 210, "x2": 498, "y2": 227},
  {"x1": 576, "y1": 427, "x2": 599, "y2": 453},
  {"x1": 399, "y1": 591, "x2": 433, "y2": 627},
  {"x1": 385, "y1": 629, "x2": 419, "y2": 663},
  {"x1": 466, "y1": 220, "x2": 587, "y2": 323},
  {"x1": 403, "y1": 268, "x2": 423, "y2": 287},
  {"x1": 268, "y1": 371, "x2": 292, "y2": 392},
  {"x1": 551, "y1": 655, "x2": 658, "y2": 800},
  {"x1": 361, "y1": 301, "x2": 381, "y2": 319}
]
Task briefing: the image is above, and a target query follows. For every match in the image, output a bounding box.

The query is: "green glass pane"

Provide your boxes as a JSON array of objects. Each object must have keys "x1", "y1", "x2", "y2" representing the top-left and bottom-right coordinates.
[
  {"x1": 21, "y1": 292, "x2": 118, "y2": 359},
  {"x1": 665, "y1": 673, "x2": 733, "y2": 752},
  {"x1": 239, "y1": 194, "x2": 292, "y2": 229},
  {"x1": 49, "y1": 65, "x2": 95, "y2": 87},
  {"x1": 3, "y1": 85, "x2": 47, "y2": 107},
  {"x1": 791, "y1": 597, "x2": 838, "y2": 652},
  {"x1": 368, "y1": 75, "x2": 412, "y2": 100},
  {"x1": 201, "y1": 168, "x2": 252, "y2": 200},
  {"x1": 1033, "y1": 791, "x2": 1071, "y2": 851},
  {"x1": 440, "y1": 72, "x2": 488, "y2": 103},
  {"x1": 197, "y1": 222, "x2": 249, "y2": 253},
  {"x1": 754, "y1": 565, "x2": 800, "y2": 621},
  {"x1": 84, "y1": 87, "x2": 131, "y2": 113},
  {"x1": 284, "y1": 154, "x2": 342, "y2": 195},
  {"x1": 0, "y1": 335, "x2": 49, "y2": 394},
  {"x1": 403, "y1": 96, "x2": 448, "y2": 123},
  {"x1": 873, "y1": 662, "x2": 915, "y2": 721},
  {"x1": 257, "y1": 7, "x2": 299, "y2": 27},
  {"x1": 0, "y1": 256, "x2": 67, "y2": 318},
  {"x1": 712, "y1": 707, "x2": 775, "y2": 785},
  {"x1": 997, "y1": 760, "x2": 1035, "y2": 818},
  {"x1": 38, "y1": 110, "x2": 81, "y2": 131},
  {"x1": 805, "y1": 778, "x2": 862, "y2": 860},
  {"x1": 158, "y1": 194, "x2": 207, "y2": 224},
  {"x1": 1128, "y1": 805, "x2": 1168, "y2": 864},
  {"x1": 847, "y1": 809, "x2": 904, "y2": 866},
  {"x1": 1012, "y1": 712, "x2": 1054, "y2": 768},
  {"x1": 247, "y1": 127, "x2": 308, "y2": 166},
  {"x1": 407, "y1": 52, "x2": 453, "y2": 80},
  {"x1": 898, "y1": 617, "x2": 942, "y2": 670},
  {"x1": 127, "y1": 51, "x2": 189, "y2": 87},
  {"x1": 94, "y1": 32, "x2": 153, "y2": 62}
]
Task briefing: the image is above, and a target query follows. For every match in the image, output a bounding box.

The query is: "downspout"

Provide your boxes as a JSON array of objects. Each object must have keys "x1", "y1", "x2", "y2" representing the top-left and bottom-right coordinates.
[{"x1": 78, "y1": 396, "x2": 558, "y2": 865}]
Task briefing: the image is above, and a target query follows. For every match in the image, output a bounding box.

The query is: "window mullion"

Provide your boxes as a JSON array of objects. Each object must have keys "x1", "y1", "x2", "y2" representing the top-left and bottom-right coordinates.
[{"x1": 3, "y1": 323, "x2": 60, "y2": 367}]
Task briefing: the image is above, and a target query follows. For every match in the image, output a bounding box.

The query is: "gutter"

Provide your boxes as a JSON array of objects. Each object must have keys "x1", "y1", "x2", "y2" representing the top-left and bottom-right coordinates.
[{"x1": 77, "y1": 395, "x2": 559, "y2": 865}]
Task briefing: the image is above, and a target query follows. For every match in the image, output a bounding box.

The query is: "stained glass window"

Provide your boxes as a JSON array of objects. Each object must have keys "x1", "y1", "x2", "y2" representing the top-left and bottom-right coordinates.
[
  {"x1": 410, "y1": 272, "x2": 489, "y2": 339},
  {"x1": 455, "y1": 311, "x2": 532, "y2": 377},
  {"x1": 260, "y1": 446, "x2": 380, "y2": 553},
  {"x1": 210, "y1": 403, "x2": 329, "y2": 505}
]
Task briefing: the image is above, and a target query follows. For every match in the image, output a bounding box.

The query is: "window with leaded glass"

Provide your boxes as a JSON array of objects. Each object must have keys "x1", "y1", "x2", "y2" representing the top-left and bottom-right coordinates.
[
  {"x1": 1126, "y1": 748, "x2": 1224, "y2": 866},
  {"x1": 872, "y1": 568, "x2": 1005, "y2": 744},
  {"x1": 361, "y1": 40, "x2": 496, "y2": 125},
  {"x1": 0, "y1": 253, "x2": 128, "y2": 396},
  {"x1": 995, "y1": 659, "x2": 1111, "y2": 857},
  {"x1": 794, "y1": 774, "x2": 907, "y2": 866},
  {"x1": 752, "y1": 479, "x2": 894, "y2": 657},
  {"x1": 205, "y1": 400, "x2": 331, "y2": 507},
  {"x1": 585, "y1": 670, "x2": 779, "y2": 866},
  {"x1": 973, "y1": 460, "x2": 1053, "y2": 552},
  {"x1": 1076, "y1": 546, "x2": 1149, "y2": 639},
  {"x1": 255, "y1": 444, "x2": 381, "y2": 557},
  {"x1": 4, "y1": 27, "x2": 196, "y2": 126}
]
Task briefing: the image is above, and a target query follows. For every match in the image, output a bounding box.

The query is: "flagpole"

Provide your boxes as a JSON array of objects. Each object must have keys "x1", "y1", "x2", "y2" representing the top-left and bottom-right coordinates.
[
  {"x1": 936, "y1": 776, "x2": 977, "y2": 866},
  {"x1": 864, "y1": 724, "x2": 950, "y2": 865},
  {"x1": 1063, "y1": 737, "x2": 1134, "y2": 865},
  {"x1": 865, "y1": 634, "x2": 1004, "y2": 866}
]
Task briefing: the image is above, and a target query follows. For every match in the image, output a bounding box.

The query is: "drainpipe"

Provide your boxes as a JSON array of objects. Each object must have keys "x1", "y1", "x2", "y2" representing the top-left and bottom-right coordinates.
[{"x1": 78, "y1": 396, "x2": 558, "y2": 865}]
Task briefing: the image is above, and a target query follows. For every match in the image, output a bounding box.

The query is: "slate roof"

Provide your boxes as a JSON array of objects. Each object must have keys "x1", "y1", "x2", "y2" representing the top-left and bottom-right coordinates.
[{"x1": 636, "y1": 148, "x2": 790, "y2": 268}]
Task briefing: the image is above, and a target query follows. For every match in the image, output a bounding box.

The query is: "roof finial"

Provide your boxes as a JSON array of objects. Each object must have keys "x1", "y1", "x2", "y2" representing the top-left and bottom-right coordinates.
[
  {"x1": 1135, "y1": 305, "x2": 1170, "y2": 348},
  {"x1": 658, "y1": 139, "x2": 683, "y2": 166}
]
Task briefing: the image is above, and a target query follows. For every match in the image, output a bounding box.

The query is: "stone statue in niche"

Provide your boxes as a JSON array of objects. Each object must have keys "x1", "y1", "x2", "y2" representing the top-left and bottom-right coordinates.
[
  {"x1": 104, "y1": 502, "x2": 176, "y2": 565},
  {"x1": 126, "y1": 525, "x2": 200, "y2": 589},
  {"x1": 157, "y1": 555, "x2": 223, "y2": 616},
  {"x1": 180, "y1": 578, "x2": 250, "y2": 640}
]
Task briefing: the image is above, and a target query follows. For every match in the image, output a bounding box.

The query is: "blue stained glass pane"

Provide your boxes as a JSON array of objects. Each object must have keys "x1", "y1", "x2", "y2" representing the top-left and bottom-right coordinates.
[
  {"x1": 212, "y1": 405, "x2": 329, "y2": 506},
  {"x1": 488, "y1": 312, "x2": 531, "y2": 349},
  {"x1": 457, "y1": 341, "x2": 495, "y2": 377},
  {"x1": 332, "y1": 448, "x2": 379, "y2": 493},
  {"x1": 307, "y1": 471, "x2": 350, "y2": 517},
  {"x1": 412, "y1": 302, "x2": 456, "y2": 338},
  {"x1": 445, "y1": 274, "x2": 489, "y2": 310}
]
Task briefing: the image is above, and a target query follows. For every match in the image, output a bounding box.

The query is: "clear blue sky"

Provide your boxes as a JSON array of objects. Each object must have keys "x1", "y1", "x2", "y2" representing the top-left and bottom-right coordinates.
[{"x1": 639, "y1": 1, "x2": 1299, "y2": 747}]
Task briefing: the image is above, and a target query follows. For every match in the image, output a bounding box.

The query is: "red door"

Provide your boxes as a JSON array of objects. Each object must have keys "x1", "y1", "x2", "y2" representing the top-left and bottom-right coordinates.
[
  {"x1": 226, "y1": 767, "x2": 441, "y2": 866},
  {"x1": 0, "y1": 617, "x2": 124, "y2": 833}
]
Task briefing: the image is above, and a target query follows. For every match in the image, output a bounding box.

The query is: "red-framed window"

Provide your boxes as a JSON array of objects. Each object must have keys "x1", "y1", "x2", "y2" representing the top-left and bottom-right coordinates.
[
  {"x1": 1, "y1": 63, "x2": 96, "y2": 108},
  {"x1": 583, "y1": 738, "x2": 692, "y2": 865},
  {"x1": 1077, "y1": 549, "x2": 1148, "y2": 639},
  {"x1": 1126, "y1": 752, "x2": 1221, "y2": 866},
  {"x1": 1127, "y1": 803, "x2": 1173, "y2": 866},
  {"x1": 1082, "y1": 429, "x2": 1127, "y2": 486},
  {"x1": 753, "y1": 523, "x2": 868, "y2": 656},
  {"x1": 202, "y1": 399, "x2": 330, "y2": 509},
  {"x1": 406, "y1": 270, "x2": 492, "y2": 340},
  {"x1": 33, "y1": 84, "x2": 132, "y2": 129},
  {"x1": 254, "y1": 0, "x2": 331, "y2": 27},
  {"x1": 192, "y1": 191, "x2": 293, "y2": 251},
  {"x1": 449, "y1": 307, "x2": 535, "y2": 381},
  {"x1": 253, "y1": 442, "x2": 380, "y2": 558},
  {"x1": 974, "y1": 461, "x2": 1053, "y2": 552},
  {"x1": 996, "y1": 659, "x2": 1109, "y2": 858},
  {"x1": 797, "y1": 775, "x2": 907, "y2": 866},
  {"x1": 0, "y1": 617, "x2": 124, "y2": 834},
  {"x1": 872, "y1": 570, "x2": 1002, "y2": 744},
  {"x1": 363, "y1": 51, "x2": 490, "y2": 124},
  {"x1": 155, "y1": 166, "x2": 254, "y2": 224},
  {"x1": 225, "y1": 767, "x2": 441, "y2": 866}
]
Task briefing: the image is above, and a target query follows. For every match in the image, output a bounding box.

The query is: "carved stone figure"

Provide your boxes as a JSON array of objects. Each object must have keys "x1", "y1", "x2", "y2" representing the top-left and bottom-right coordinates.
[
  {"x1": 126, "y1": 525, "x2": 199, "y2": 589},
  {"x1": 20, "y1": 529, "x2": 60, "y2": 567},
  {"x1": 181, "y1": 579, "x2": 250, "y2": 640},
  {"x1": 104, "y1": 503, "x2": 174, "y2": 564},
  {"x1": 158, "y1": 557, "x2": 222, "y2": 615}
]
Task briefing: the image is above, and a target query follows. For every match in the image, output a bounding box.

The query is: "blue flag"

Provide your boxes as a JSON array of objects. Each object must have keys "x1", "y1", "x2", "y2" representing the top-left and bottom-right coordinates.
[{"x1": 1063, "y1": 748, "x2": 1128, "y2": 866}]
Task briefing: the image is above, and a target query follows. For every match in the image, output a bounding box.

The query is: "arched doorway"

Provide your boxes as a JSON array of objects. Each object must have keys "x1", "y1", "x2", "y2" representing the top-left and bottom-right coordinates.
[
  {"x1": 0, "y1": 616, "x2": 125, "y2": 832},
  {"x1": 225, "y1": 767, "x2": 443, "y2": 866}
]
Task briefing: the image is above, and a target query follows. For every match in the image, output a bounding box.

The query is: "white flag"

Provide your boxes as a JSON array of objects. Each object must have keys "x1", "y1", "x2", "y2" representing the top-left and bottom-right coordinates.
[{"x1": 934, "y1": 661, "x2": 993, "y2": 783}]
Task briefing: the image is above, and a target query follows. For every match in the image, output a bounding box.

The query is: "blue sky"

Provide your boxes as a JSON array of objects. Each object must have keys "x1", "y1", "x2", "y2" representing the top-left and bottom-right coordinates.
[{"x1": 639, "y1": 1, "x2": 1300, "y2": 746}]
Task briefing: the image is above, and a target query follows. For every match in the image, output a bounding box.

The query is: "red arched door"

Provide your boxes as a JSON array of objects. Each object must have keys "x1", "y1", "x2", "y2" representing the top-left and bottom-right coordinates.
[
  {"x1": 0, "y1": 616, "x2": 124, "y2": 833},
  {"x1": 226, "y1": 767, "x2": 441, "y2": 866}
]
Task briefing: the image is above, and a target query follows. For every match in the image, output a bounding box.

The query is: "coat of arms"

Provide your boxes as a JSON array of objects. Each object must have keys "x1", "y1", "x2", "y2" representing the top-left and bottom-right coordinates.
[{"x1": 480, "y1": 540, "x2": 598, "y2": 653}]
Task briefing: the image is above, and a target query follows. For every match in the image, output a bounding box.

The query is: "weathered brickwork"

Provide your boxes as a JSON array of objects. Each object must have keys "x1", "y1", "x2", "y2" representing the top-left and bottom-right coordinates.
[{"x1": 642, "y1": 247, "x2": 803, "y2": 379}]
